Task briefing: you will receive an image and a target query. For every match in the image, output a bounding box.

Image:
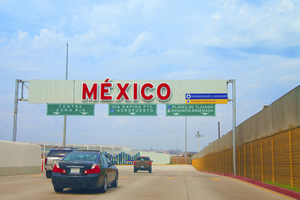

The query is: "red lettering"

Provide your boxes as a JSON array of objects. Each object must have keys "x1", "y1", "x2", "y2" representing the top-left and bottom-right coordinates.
[
  {"x1": 116, "y1": 83, "x2": 131, "y2": 101},
  {"x1": 133, "y1": 83, "x2": 138, "y2": 101},
  {"x1": 141, "y1": 83, "x2": 155, "y2": 101},
  {"x1": 100, "y1": 81, "x2": 113, "y2": 101},
  {"x1": 104, "y1": 78, "x2": 111, "y2": 83},
  {"x1": 81, "y1": 79, "x2": 172, "y2": 103},
  {"x1": 157, "y1": 83, "x2": 172, "y2": 101},
  {"x1": 82, "y1": 83, "x2": 98, "y2": 101}
]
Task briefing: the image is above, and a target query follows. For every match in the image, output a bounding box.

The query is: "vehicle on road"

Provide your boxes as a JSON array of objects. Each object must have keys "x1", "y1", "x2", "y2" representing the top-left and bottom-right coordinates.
[
  {"x1": 134, "y1": 156, "x2": 152, "y2": 173},
  {"x1": 51, "y1": 150, "x2": 118, "y2": 193},
  {"x1": 44, "y1": 147, "x2": 77, "y2": 178}
]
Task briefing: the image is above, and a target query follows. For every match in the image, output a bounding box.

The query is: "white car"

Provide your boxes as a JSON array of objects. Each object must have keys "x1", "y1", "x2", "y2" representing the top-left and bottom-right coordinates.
[{"x1": 44, "y1": 147, "x2": 77, "y2": 178}]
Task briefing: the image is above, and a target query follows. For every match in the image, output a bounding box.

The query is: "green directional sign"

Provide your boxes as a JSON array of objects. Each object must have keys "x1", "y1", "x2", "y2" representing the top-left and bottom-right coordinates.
[
  {"x1": 47, "y1": 104, "x2": 95, "y2": 116},
  {"x1": 109, "y1": 104, "x2": 157, "y2": 116},
  {"x1": 166, "y1": 104, "x2": 215, "y2": 117}
]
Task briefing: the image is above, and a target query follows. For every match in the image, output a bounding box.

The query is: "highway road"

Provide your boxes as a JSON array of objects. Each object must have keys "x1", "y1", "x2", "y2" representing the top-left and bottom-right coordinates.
[{"x1": 0, "y1": 165, "x2": 294, "y2": 200}]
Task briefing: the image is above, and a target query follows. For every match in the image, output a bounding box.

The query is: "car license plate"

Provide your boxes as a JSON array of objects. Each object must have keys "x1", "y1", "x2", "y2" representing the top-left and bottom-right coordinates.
[
  {"x1": 141, "y1": 166, "x2": 144, "y2": 168},
  {"x1": 70, "y1": 168, "x2": 80, "y2": 173}
]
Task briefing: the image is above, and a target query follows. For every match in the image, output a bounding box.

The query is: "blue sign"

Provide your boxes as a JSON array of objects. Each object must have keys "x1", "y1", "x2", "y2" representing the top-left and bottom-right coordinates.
[{"x1": 186, "y1": 93, "x2": 227, "y2": 99}]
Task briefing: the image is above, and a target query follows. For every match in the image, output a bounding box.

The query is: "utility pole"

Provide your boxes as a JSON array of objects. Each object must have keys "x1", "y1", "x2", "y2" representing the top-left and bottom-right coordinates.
[
  {"x1": 185, "y1": 116, "x2": 187, "y2": 164},
  {"x1": 63, "y1": 42, "x2": 68, "y2": 147},
  {"x1": 218, "y1": 121, "x2": 220, "y2": 139},
  {"x1": 176, "y1": 138, "x2": 178, "y2": 164},
  {"x1": 195, "y1": 131, "x2": 203, "y2": 152}
]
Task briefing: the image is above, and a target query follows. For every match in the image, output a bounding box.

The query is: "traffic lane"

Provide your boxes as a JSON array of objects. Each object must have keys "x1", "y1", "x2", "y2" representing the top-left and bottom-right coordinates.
[
  {"x1": 183, "y1": 167, "x2": 293, "y2": 200},
  {"x1": 94, "y1": 165, "x2": 294, "y2": 200},
  {"x1": 0, "y1": 165, "x2": 295, "y2": 200},
  {"x1": 0, "y1": 173, "x2": 52, "y2": 200},
  {"x1": 0, "y1": 166, "x2": 189, "y2": 200},
  {"x1": 113, "y1": 165, "x2": 293, "y2": 200},
  {"x1": 0, "y1": 173, "x2": 117, "y2": 200},
  {"x1": 105, "y1": 165, "x2": 188, "y2": 200}
]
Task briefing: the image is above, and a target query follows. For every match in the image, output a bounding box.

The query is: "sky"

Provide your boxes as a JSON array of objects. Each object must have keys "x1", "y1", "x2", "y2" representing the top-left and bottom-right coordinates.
[{"x1": 0, "y1": 0, "x2": 299, "y2": 152}]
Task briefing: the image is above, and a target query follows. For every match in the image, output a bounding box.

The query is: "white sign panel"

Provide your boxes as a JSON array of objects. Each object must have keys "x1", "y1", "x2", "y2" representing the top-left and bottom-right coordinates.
[{"x1": 29, "y1": 79, "x2": 228, "y2": 104}]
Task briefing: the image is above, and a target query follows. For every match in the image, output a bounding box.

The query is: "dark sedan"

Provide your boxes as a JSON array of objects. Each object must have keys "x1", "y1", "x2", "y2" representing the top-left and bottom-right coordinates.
[{"x1": 51, "y1": 151, "x2": 118, "y2": 193}]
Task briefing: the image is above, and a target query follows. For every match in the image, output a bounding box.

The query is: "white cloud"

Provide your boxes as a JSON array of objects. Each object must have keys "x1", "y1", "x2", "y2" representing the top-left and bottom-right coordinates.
[
  {"x1": 0, "y1": 0, "x2": 299, "y2": 150},
  {"x1": 33, "y1": 29, "x2": 65, "y2": 48},
  {"x1": 279, "y1": 74, "x2": 300, "y2": 82},
  {"x1": 127, "y1": 31, "x2": 151, "y2": 53},
  {"x1": 127, "y1": 0, "x2": 161, "y2": 13},
  {"x1": 164, "y1": 70, "x2": 202, "y2": 79},
  {"x1": 278, "y1": 0, "x2": 294, "y2": 12},
  {"x1": 0, "y1": 29, "x2": 66, "y2": 73},
  {"x1": 17, "y1": 31, "x2": 30, "y2": 42},
  {"x1": 188, "y1": 0, "x2": 300, "y2": 48},
  {"x1": 212, "y1": 14, "x2": 221, "y2": 19}
]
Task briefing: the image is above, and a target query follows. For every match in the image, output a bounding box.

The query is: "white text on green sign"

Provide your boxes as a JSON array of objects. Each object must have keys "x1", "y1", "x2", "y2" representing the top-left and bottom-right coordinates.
[
  {"x1": 109, "y1": 104, "x2": 157, "y2": 116},
  {"x1": 166, "y1": 104, "x2": 215, "y2": 116},
  {"x1": 47, "y1": 104, "x2": 95, "y2": 116}
]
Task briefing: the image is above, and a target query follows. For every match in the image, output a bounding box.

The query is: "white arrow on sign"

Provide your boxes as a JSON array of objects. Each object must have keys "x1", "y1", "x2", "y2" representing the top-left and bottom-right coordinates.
[
  {"x1": 202, "y1": 112, "x2": 209, "y2": 115},
  {"x1": 81, "y1": 112, "x2": 89, "y2": 115},
  {"x1": 53, "y1": 112, "x2": 61, "y2": 115},
  {"x1": 173, "y1": 113, "x2": 180, "y2": 116},
  {"x1": 130, "y1": 112, "x2": 136, "y2": 115}
]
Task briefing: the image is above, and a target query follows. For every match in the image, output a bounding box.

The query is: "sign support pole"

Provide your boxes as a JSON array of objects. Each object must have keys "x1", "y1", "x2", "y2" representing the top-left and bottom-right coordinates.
[
  {"x1": 13, "y1": 79, "x2": 20, "y2": 142},
  {"x1": 230, "y1": 79, "x2": 237, "y2": 176},
  {"x1": 185, "y1": 116, "x2": 187, "y2": 164}
]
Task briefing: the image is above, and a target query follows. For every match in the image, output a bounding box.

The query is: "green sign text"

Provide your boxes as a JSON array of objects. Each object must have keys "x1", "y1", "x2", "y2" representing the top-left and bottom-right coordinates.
[
  {"x1": 47, "y1": 104, "x2": 95, "y2": 116},
  {"x1": 109, "y1": 104, "x2": 157, "y2": 116},
  {"x1": 166, "y1": 104, "x2": 215, "y2": 116}
]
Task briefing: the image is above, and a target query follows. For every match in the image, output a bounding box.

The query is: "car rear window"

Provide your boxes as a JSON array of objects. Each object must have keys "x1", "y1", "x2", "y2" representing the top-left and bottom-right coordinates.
[
  {"x1": 62, "y1": 153, "x2": 98, "y2": 162},
  {"x1": 47, "y1": 150, "x2": 74, "y2": 157},
  {"x1": 136, "y1": 157, "x2": 150, "y2": 161}
]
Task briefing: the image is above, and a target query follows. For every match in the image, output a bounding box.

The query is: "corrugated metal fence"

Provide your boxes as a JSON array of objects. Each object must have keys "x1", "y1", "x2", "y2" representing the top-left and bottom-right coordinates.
[
  {"x1": 192, "y1": 85, "x2": 300, "y2": 188},
  {"x1": 192, "y1": 127, "x2": 300, "y2": 188},
  {"x1": 171, "y1": 156, "x2": 190, "y2": 164}
]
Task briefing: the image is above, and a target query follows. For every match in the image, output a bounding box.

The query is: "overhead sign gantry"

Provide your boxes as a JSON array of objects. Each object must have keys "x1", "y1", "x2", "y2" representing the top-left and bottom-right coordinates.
[
  {"x1": 27, "y1": 79, "x2": 228, "y2": 104},
  {"x1": 13, "y1": 78, "x2": 236, "y2": 175}
]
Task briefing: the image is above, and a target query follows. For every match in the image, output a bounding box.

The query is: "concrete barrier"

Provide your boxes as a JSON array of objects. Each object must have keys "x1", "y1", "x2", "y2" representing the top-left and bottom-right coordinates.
[
  {"x1": 0, "y1": 140, "x2": 41, "y2": 176},
  {"x1": 140, "y1": 152, "x2": 172, "y2": 164}
]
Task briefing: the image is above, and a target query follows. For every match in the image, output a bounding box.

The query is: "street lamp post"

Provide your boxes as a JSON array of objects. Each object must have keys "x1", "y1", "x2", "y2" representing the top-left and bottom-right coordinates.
[
  {"x1": 63, "y1": 42, "x2": 68, "y2": 147},
  {"x1": 195, "y1": 131, "x2": 203, "y2": 152}
]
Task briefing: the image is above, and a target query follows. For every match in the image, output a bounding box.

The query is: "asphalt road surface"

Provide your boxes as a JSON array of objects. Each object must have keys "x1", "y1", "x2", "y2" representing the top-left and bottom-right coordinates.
[{"x1": 0, "y1": 165, "x2": 294, "y2": 200}]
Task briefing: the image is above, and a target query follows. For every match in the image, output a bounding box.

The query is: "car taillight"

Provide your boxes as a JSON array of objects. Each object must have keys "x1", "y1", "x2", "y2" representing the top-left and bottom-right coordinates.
[
  {"x1": 45, "y1": 158, "x2": 47, "y2": 164},
  {"x1": 134, "y1": 161, "x2": 136, "y2": 165},
  {"x1": 149, "y1": 161, "x2": 151, "y2": 166},
  {"x1": 84, "y1": 164, "x2": 101, "y2": 174},
  {"x1": 52, "y1": 164, "x2": 66, "y2": 174}
]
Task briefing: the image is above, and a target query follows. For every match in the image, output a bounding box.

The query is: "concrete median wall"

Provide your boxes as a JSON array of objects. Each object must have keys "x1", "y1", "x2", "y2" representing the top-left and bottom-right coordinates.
[
  {"x1": 0, "y1": 140, "x2": 41, "y2": 176},
  {"x1": 140, "y1": 152, "x2": 172, "y2": 164}
]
